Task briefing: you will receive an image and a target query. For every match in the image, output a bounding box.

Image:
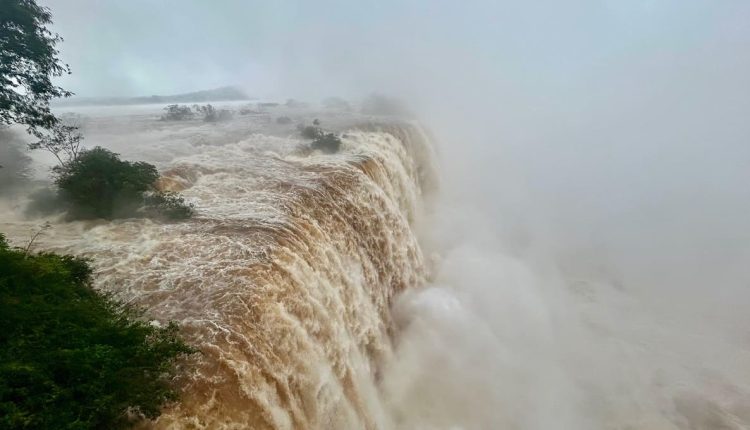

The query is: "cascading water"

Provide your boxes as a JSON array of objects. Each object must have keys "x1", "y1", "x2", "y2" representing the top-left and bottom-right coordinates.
[
  {"x1": 0, "y1": 108, "x2": 438, "y2": 429},
  {"x1": 4, "y1": 104, "x2": 749, "y2": 430}
]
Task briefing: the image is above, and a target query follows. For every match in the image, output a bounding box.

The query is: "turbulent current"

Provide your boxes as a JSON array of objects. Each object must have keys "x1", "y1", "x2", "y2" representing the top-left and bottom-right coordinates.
[
  {"x1": 1, "y1": 106, "x2": 438, "y2": 429},
  {"x1": 3, "y1": 103, "x2": 750, "y2": 430}
]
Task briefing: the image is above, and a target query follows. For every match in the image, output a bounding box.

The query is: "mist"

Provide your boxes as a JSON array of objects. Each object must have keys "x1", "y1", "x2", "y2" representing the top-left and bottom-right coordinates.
[
  {"x1": 45, "y1": 0, "x2": 750, "y2": 262},
  {"x1": 23, "y1": 0, "x2": 750, "y2": 428},
  {"x1": 0, "y1": 129, "x2": 32, "y2": 195}
]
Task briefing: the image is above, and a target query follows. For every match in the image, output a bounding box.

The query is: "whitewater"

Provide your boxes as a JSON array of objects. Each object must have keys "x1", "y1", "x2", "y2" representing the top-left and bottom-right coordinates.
[{"x1": 2, "y1": 103, "x2": 750, "y2": 429}]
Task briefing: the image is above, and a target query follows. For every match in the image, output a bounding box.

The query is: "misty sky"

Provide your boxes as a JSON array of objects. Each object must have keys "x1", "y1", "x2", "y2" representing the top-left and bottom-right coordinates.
[
  {"x1": 45, "y1": 1, "x2": 750, "y2": 99},
  {"x1": 43, "y1": 0, "x2": 750, "y2": 286}
]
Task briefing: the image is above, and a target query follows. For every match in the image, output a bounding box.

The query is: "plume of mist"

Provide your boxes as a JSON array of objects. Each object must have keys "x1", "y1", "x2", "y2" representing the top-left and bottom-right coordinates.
[{"x1": 278, "y1": 2, "x2": 750, "y2": 428}]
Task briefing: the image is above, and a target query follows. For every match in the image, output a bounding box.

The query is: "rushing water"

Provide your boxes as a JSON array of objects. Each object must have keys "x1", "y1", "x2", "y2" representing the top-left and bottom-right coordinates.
[
  {"x1": 3, "y1": 104, "x2": 750, "y2": 430},
  {"x1": 1, "y1": 106, "x2": 438, "y2": 429}
]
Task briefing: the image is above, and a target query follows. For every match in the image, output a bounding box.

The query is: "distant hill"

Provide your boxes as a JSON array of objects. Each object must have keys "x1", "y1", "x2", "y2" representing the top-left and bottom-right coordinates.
[{"x1": 53, "y1": 86, "x2": 251, "y2": 107}]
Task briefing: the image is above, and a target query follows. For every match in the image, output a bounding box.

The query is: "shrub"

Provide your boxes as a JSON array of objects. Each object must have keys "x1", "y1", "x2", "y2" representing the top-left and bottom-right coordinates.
[
  {"x1": 54, "y1": 147, "x2": 159, "y2": 219},
  {"x1": 0, "y1": 235, "x2": 195, "y2": 429},
  {"x1": 311, "y1": 133, "x2": 342, "y2": 154},
  {"x1": 297, "y1": 122, "x2": 341, "y2": 153},
  {"x1": 193, "y1": 104, "x2": 233, "y2": 122},
  {"x1": 194, "y1": 104, "x2": 216, "y2": 121},
  {"x1": 53, "y1": 147, "x2": 194, "y2": 221},
  {"x1": 275, "y1": 116, "x2": 292, "y2": 125},
  {"x1": 299, "y1": 125, "x2": 324, "y2": 139},
  {"x1": 143, "y1": 191, "x2": 194, "y2": 220},
  {"x1": 161, "y1": 104, "x2": 194, "y2": 121}
]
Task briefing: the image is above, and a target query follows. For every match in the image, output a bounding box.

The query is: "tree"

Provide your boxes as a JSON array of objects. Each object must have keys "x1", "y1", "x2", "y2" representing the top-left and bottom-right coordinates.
[
  {"x1": 54, "y1": 147, "x2": 194, "y2": 220},
  {"x1": 27, "y1": 122, "x2": 83, "y2": 165},
  {"x1": 297, "y1": 122, "x2": 341, "y2": 153},
  {"x1": 54, "y1": 147, "x2": 160, "y2": 219},
  {"x1": 143, "y1": 191, "x2": 194, "y2": 220},
  {"x1": 0, "y1": 234, "x2": 195, "y2": 429},
  {"x1": 160, "y1": 104, "x2": 194, "y2": 121},
  {"x1": 193, "y1": 104, "x2": 232, "y2": 122},
  {"x1": 299, "y1": 124, "x2": 324, "y2": 139},
  {"x1": 311, "y1": 133, "x2": 342, "y2": 154},
  {"x1": 0, "y1": 0, "x2": 72, "y2": 131}
]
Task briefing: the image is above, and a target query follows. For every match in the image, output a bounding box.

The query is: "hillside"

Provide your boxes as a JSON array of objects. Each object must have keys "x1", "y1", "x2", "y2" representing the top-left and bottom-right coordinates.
[{"x1": 53, "y1": 86, "x2": 250, "y2": 107}]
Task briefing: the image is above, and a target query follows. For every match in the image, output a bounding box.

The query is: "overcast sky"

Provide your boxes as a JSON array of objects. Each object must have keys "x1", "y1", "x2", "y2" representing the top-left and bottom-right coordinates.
[
  {"x1": 42, "y1": 0, "x2": 750, "y2": 286},
  {"x1": 44, "y1": 1, "x2": 750, "y2": 99}
]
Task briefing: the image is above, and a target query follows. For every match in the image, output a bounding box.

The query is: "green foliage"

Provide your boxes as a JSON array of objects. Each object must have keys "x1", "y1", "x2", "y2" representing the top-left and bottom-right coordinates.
[
  {"x1": 194, "y1": 104, "x2": 217, "y2": 121},
  {"x1": 52, "y1": 147, "x2": 194, "y2": 221},
  {"x1": 143, "y1": 191, "x2": 194, "y2": 220},
  {"x1": 311, "y1": 133, "x2": 342, "y2": 154},
  {"x1": 0, "y1": 0, "x2": 72, "y2": 130},
  {"x1": 54, "y1": 147, "x2": 159, "y2": 219},
  {"x1": 160, "y1": 104, "x2": 194, "y2": 121},
  {"x1": 299, "y1": 125, "x2": 324, "y2": 139},
  {"x1": 160, "y1": 103, "x2": 233, "y2": 122},
  {"x1": 298, "y1": 122, "x2": 341, "y2": 153},
  {"x1": 0, "y1": 239, "x2": 195, "y2": 429},
  {"x1": 193, "y1": 104, "x2": 232, "y2": 122}
]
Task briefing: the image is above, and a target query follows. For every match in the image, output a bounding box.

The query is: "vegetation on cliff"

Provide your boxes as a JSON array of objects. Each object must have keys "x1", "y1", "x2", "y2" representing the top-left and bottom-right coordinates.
[{"x1": 0, "y1": 234, "x2": 194, "y2": 429}]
